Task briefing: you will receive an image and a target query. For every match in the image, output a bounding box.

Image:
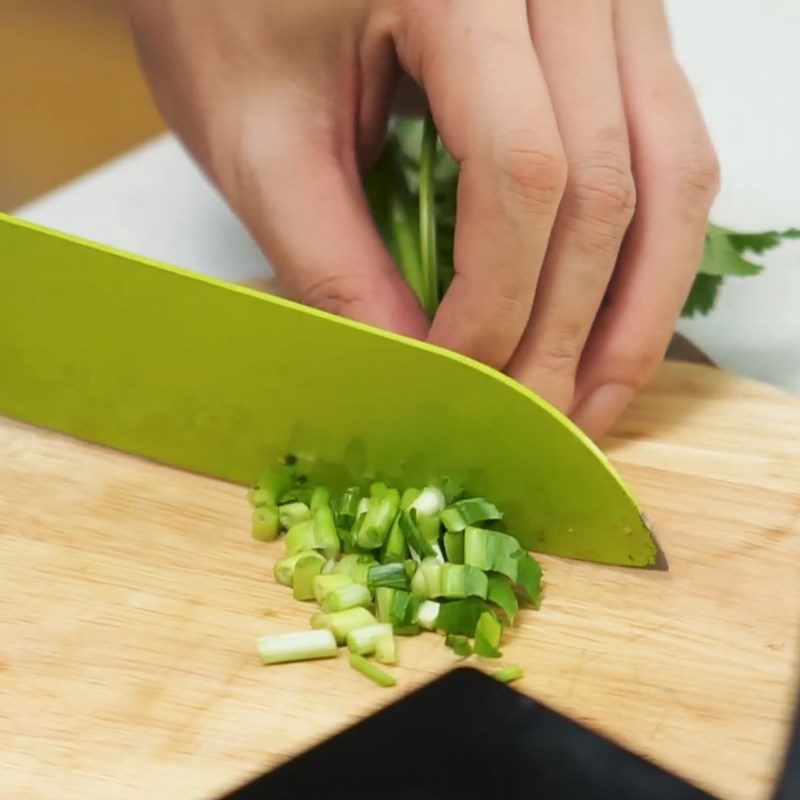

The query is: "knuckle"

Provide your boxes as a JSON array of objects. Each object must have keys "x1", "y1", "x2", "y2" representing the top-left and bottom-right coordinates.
[
  {"x1": 495, "y1": 131, "x2": 567, "y2": 212},
  {"x1": 609, "y1": 342, "x2": 664, "y2": 390},
  {"x1": 566, "y1": 151, "x2": 637, "y2": 237},
  {"x1": 537, "y1": 323, "x2": 585, "y2": 375},
  {"x1": 664, "y1": 140, "x2": 721, "y2": 207},
  {"x1": 298, "y1": 273, "x2": 363, "y2": 317}
]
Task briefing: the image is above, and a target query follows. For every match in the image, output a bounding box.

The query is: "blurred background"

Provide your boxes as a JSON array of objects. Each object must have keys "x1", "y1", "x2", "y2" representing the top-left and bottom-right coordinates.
[{"x1": 0, "y1": 0, "x2": 162, "y2": 210}]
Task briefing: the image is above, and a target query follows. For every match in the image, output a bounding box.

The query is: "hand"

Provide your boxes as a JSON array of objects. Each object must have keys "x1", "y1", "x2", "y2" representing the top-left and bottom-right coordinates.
[{"x1": 128, "y1": 0, "x2": 718, "y2": 439}]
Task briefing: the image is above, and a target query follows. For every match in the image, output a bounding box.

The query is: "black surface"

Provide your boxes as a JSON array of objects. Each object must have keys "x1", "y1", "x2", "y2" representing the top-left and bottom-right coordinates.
[
  {"x1": 221, "y1": 668, "x2": 717, "y2": 800},
  {"x1": 775, "y1": 685, "x2": 800, "y2": 800}
]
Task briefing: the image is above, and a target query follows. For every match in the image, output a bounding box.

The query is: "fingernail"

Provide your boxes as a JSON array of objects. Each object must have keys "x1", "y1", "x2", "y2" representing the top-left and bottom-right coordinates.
[{"x1": 571, "y1": 383, "x2": 634, "y2": 440}]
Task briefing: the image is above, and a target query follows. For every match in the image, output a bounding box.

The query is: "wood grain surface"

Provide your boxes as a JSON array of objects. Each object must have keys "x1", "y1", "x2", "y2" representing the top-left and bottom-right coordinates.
[{"x1": 1, "y1": 361, "x2": 799, "y2": 800}]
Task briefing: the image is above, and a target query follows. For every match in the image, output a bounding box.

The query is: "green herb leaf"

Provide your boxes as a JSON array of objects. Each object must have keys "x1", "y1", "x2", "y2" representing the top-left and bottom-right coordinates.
[
  {"x1": 487, "y1": 574, "x2": 518, "y2": 623},
  {"x1": 682, "y1": 273, "x2": 725, "y2": 318},
  {"x1": 435, "y1": 596, "x2": 488, "y2": 637},
  {"x1": 474, "y1": 610, "x2": 503, "y2": 659}
]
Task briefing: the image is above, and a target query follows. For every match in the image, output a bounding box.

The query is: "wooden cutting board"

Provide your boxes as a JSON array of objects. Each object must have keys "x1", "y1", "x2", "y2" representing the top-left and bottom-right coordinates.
[{"x1": 1, "y1": 361, "x2": 799, "y2": 800}]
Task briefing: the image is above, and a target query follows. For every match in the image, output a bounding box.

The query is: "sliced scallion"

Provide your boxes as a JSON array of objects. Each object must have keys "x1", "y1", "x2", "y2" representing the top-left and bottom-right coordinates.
[
  {"x1": 257, "y1": 629, "x2": 337, "y2": 665},
  {"x1": 435, "y1": 596, "x2": 487, "y2": 637},
  {"x1": 441, "y1": 498, "x2": 502, "y2": 532},
  {"x1": 474, "y1": 610, "x2": 503, "y2": 659},
  {"x1": 335, "y1": 487, "x2": 361, "y2": 529},
  {"x1": 487, "y1": 573, "x2": 518, "y2": 623},
  {"x1": 313, "y1": 573, "x2": 354, "y2": 604},
  {"x1": 348, "y1": 652, "x2": 396, "y2": 688},
  {"x1": 375, "y1": 586, "x2": 395, "y2": 624},
  {"x1": 321, "y1": 582, "x2": 372, "y2": 613},
  {"x1": 274, "y1": 550, "x2": 325, "y2": 587},
  {"x1": 374, "y1": 632, "x2": 397, "y2": 665},
  {"x1": 445, "y1": 633, "x2": 473, "y2": 658},
  {"x1": 415, "y1": 599, "x2": 440, "y2": 630},
  {"x1": 443, "y1": 531, "x2": 464, "y2": 564},
  {"x1": 440, "y1": 563, "x2": 488, "y2": 599},
  {"x1": 252, "y1": 506, "x2": 280, "y2": 542},
  {"x1": 278, "y1": 501, "x2": 312, "y2": 530},
  {"x1": 367, "y1": 562, "x2": 409, "y2": 590},
  {"x1": 356, "y1": 489, "x2": 400, "y2": 549},
  {"x1": 311, "y1": 606, "x2": 378, "y2": 645},
  {"x1": 493, "y1": 664, "x2": 523, "y2": 684},
  {"x1": 293, "y1": 553, "x2": 325, "y2": 601},
  {"x1": 346, "y1": 623, "x2": 393, "y2": 656}
]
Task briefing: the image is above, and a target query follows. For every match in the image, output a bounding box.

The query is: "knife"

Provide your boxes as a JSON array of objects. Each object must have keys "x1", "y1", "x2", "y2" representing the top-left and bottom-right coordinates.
[{"x1": 0, "y1": 212, "x2": 661, "y2": 567}]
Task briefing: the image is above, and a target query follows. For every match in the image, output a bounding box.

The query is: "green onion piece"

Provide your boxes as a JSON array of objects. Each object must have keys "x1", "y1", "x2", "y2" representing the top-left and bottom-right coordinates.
[
  {"x1": 400, "y1": 487, "x2": 422, "y2": 510},
  {"x1": 322, "y1": 558, "x2": 337, "y2": 575},
  {"x1": 410, "y1": 564, "x2": 427, "y2": 598},
  {"x1": 356, "y1": 489, "x2": 400, "y2": 549},
  {"x1": 346, "y1": 623, "x2": 393, "y2": 656},
  {"x1": 487, "y1": 574, "x2": 518, "y2": 623},
  {"x1": 403, "y1": 559, "x2": 417, "y2": 579},
  {"x1": 418, "y1": 112, "x2": 439, "y2": 319},
  {"x1": 493, "y1": 664, "x2": 523, "y2": 684},
  {"x1": 255, "y1": 466, "x2": 293, "y2": 506},
  {"x1": 435, "y1": 596, "x2": 488, "y2": 637},
  {"x1": 335, "y1": 487, "x2": 361, "y2": 529},
  {"x1": 375, "y1": 633, "x2": 397, "y2": 665},
  {"x1": 421, "y1": 558, "x2": 444, "y2": 598},
  {"x1": 445, "y1": 633, "x2": 473, "y2": 658},
  {"x1": 474, "y1": 610, "x2": 503, "y2": 659},
  {"x1": 380, "y1": 517, "x2": 408, "y2": 564},
  {"x1": 515, "y1": 551, "x2": 543, "y2": 605},
  {"x1": 441, "y1": 498, "x2": 502, "y2": 532},
  {"x1": 397, "y1": 510, "x2": 435, "y2": 560},
  {"x1": 313, "y1": 505, "x2": 340, "y2": 559},
  {"x1": 464, "y1": 526, "x2": 520, "y2": 581},
  {"x1": 311, "y1": 607, "x2": 378, "y2": 645},
  {"x1": 348, "y1": 652, "x2": 396, "y2": 688},
  {"x1": 321, "y1": 582, "x2": 372, "y2": 613},
  {"x1": 370, "y1": 481, "x2": 390, "y2": 498},
  {"x1": 274, "y1": 550, "x2": 325, "y2": 586},
  {"x1": 393, "y1": 624, "x2": 421, "y2": 636},
  {"x1": 252, "y1": 506, "x2": 280, "y2": 542},
  {"x1": 415, "y1": 599, "x2": 440, "y2": 630},
  {"x1": 367, "y1": 562, "x2": 409, "y2": 590},
  {"x1": 313, "y1": 573, "x2": 354, "y2": 604},
  {"x1": 285, "y1": 519, "x2": 318, "y2": 555},
  {"x1": 389, "y1": 590, "x2": 421, "y2": 629},
  {"x1": 333, "y1": 553, "x2": 377, "y2": 584},
  {"x1": 440, "y1": 563, "x2": 488, "y2": 600},
  {"x1": 375, "y1": 586, "x2": 396, "y2": 624},
  {"x1": 278, "y1": 501, "x2": 312, "y2": 530},
  {"x1": 248, "y1": 486, "x2": 271, "y2": 508},
  {"x1": 443, "y1": 531, "x2": 465, "y2": 564},
  {"x1": 310, "y1": 486, "x2": 331, "y2": 512},
  {"x1": 409, "y1": 486, "x2": 446, "y2": 517},
  {"x1": 293, "y1": 553, "x2": 325, "y2": 601},
  {"x1": 257, "y1": 629, "x2": 338, "y2": 665}
]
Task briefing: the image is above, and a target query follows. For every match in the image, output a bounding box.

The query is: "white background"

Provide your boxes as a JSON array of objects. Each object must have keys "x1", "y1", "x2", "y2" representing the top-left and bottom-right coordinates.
[{"x1": 15, "y1": 0, "x2": 800, "y2": 392}]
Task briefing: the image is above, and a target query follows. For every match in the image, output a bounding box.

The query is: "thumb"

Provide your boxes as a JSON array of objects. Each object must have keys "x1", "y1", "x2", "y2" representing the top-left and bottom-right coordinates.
[{"x1": 234, "y1": 136, "x2": 428, "y2": 340}]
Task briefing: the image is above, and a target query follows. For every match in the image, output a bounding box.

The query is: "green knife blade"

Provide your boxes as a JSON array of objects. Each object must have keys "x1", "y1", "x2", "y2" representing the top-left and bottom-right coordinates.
[{"x1": 0, "y1": 212, "x2": 660, "y2": 567}]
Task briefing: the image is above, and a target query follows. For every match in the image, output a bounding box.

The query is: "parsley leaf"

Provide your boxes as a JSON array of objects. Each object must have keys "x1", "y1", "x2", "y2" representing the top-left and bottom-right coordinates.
[{"x1": 682, "y1": 274, "x2": 725, "y2": 318}]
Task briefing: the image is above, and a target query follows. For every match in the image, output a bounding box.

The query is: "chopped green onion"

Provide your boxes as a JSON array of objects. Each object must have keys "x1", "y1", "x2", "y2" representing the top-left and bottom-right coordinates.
[
  {"x1": 346, "y1": 623, "x2": 394, "y2": 656},
  {"x1": 487, "y1": 574, "x2": 518, "y2": 623},
  {"x1": 321, "y1": 558, "x2": 337, "y2": 574},
  {"x1": 435, "y1": 596, "x2": 488, "y2": 637},
  {"x1": 375, "y1": 586, "x2": 396, "y2": 624},
  {"x1": 293, "y1": 553, "x2": 325, "y2": 601},
  {"x1": 464, "y1": 526, "x2": 520, "y2": 580},
  {"x1": 335, "y1": 487, "x2": 361, "y2": 529},
  {"x1": 333, "y1": 553, "x2": 378, "y2": 584},
  {"x1": 380, "y1": 517, "x2": 408, "y2": 564},
  {"x1": 441, "y1": 498, "x2": 502, "y2": 532},
  {"x1": 440, "y1": 563, "x2": 488, "y2": 599},
  {"x1": 375, "y1": 632, "x2": 397, "y2": 665},
  {"x1": 348, "y1": 652, "x2": 396, "y2": 688},
  {"x1": 474, "y1": 610, "x2": 503, "y2": 658},
  {"x1": 410, "y1": 486, "x2": 446, "y2": 517},
  {"x1": 257, "y1": 629, "x2": 337, "y2": 665},
  {"x1": 397, "y1": 510, "x2": 435, "y2": 560},
  {"x1": 415, "y1": 599, "x2": 440, "y2": 630},
  {"x1": 370, "y1": 481, "x2": 390, "y2": 498},
  {"x1": 356, "y1": 489, "x2": 400, "y2": 549},
  {"x1": 278, "y1": 501, "x2": 312, "y2": 530},
  {"x1": 443, "y1": 531, "x2": 464, "y2": 564},
  {"x1": 313, "y1": 505, "x2": 340, "y2": 559},
  {"x1": 393, "y1": 624, "x2": 421, "y2": 636},
  {"x1": 311, "y1": 607, "x2": 378, "y2": 645},
  {"x1": 367, "y1": 562, "x2": 409, "y2": 590},
  {"x1": 310, "y1": 486, "x2": 331, "y2": 512},
  {"x1": 285, "y1": 519, "x2": 318, "y2": 555},
  {"x1": 400, "y1": 487, "x2": 422, "y2": 510},
  {"x1": 252, "y1": 506, "x2": 280, "y2": 542},
  {"x1": 254, "y1": 467, "x2": 293, "y2": 506},
  {"x1": 515, "y1": 551, "x2": 543, "y2": 605},
  {"x1": 420, "y1": 558, "x2": 443, "y2": 598},
  {"x1": 274, "y1": 550, "x2": 325, "y2": 587},
  {"x1": 313, "y1": 573, "x2": 354, "y2": 604},
  {"x1": 410, "y1": 564, "x2": 427, "y2": 598},
  {"x1": 389, "y1": 590, "x2": 421, "y2": 629},
  {"x1": 321, "y1": 583, "x2": 372, "y2": 613},
  {"x1": 248, "y1": 486, "x2": 271, "y2": 507},
  {"x1": 445, "y1": 633, "x2": 473, "y2": 658},
  {"x1": 493, "y1": 664, "x2": 523, "y2": 684}
]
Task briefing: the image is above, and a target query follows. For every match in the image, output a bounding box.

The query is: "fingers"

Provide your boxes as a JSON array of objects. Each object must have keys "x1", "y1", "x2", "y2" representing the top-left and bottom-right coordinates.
[
  {"x1": 507, "y1": 0, "x2": 634, "y2": 412},
  {"x1": 571, "y1": 0, "x2": 719, "y2": 438},
  {"x1": 231, "y1": 122, "x2": 430, "y2": 338},
  {"x1": 392, "y1": 0, "x2": 566, "y2": 368}
]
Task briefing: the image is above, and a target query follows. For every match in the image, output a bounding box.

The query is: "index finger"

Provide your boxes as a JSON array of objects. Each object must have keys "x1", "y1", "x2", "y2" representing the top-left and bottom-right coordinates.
[{"x1": 391, "y1": 1, "x2": 566, "y2": 368}]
